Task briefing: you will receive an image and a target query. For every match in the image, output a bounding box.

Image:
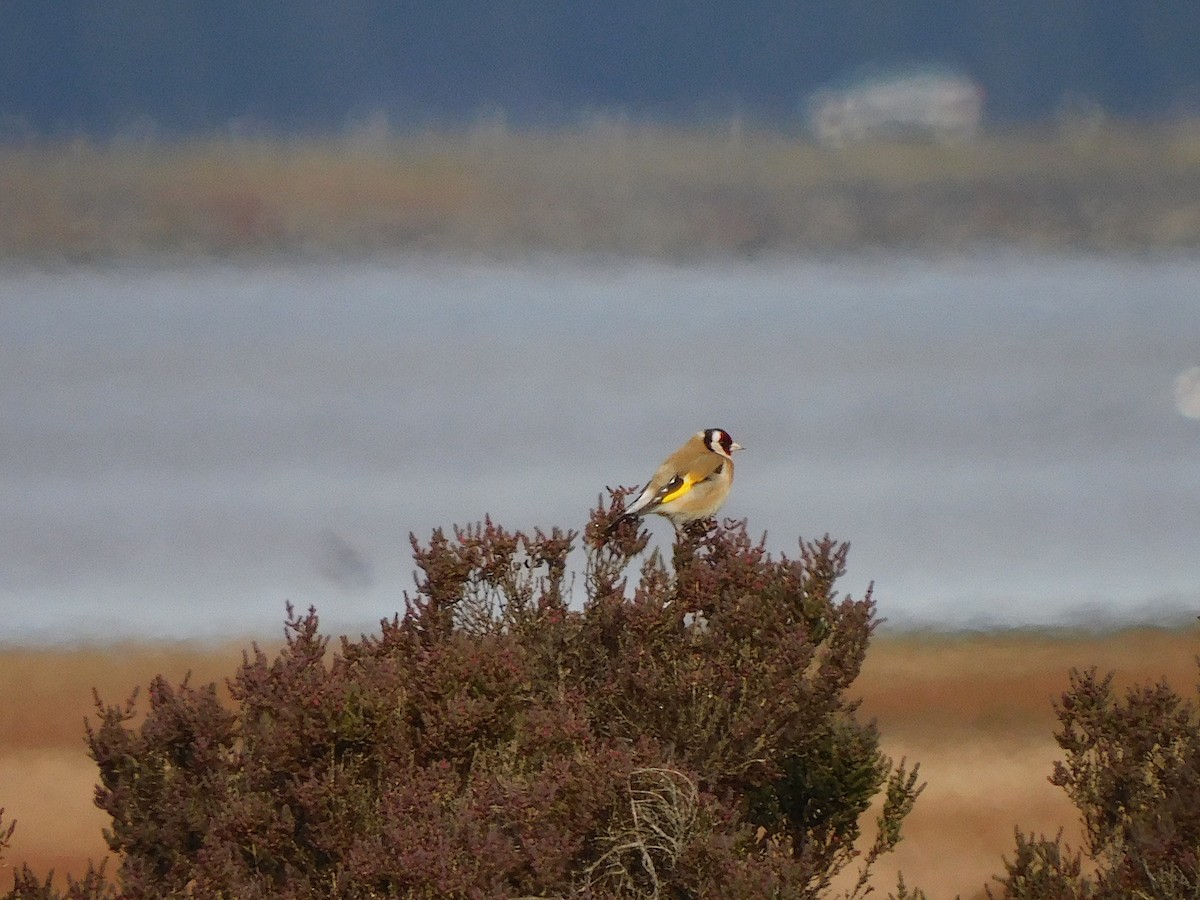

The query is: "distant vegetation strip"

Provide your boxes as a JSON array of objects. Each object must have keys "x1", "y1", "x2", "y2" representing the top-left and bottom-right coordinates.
[{"x1": 3, "y1": 122, "x2": 1200, "y2": 260}]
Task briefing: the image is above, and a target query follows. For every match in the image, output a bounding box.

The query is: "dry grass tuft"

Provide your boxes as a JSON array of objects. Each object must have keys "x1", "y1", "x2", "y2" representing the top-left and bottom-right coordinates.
[{"x1": 585, "y1": 767, "x2": 700, "y2": 898}]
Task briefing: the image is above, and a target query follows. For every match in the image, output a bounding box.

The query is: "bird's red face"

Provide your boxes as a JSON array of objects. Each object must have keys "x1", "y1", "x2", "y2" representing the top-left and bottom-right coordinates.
[{"x1": 704, "y1": 428, "x2": 743, "y2": 458}]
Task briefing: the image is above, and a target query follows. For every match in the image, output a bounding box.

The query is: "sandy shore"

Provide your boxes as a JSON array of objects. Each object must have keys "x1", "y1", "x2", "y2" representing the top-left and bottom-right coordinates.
[
  {"x1": 1, "y1": 627, "x2": 1195, "y2": 897},
  {"x1": 845, "y1": 628, "x2": 1199, "y2": 897}
]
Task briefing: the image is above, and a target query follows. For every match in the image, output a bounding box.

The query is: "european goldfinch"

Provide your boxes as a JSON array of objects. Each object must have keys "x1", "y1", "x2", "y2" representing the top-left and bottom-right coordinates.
[{"x1": 613, "y1": 428, "x2": 743, "y2": 528}]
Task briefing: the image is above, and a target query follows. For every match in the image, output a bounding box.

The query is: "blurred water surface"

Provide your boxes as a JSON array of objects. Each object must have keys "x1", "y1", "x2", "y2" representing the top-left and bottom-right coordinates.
[{"x1": 2, "y1": 253, "x2": 1198, "y2": 642}]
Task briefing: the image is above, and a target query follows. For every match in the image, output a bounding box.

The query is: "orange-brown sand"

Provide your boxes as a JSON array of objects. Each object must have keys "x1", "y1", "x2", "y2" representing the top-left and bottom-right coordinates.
[{"x1": 1, "y1": 628, "x2": 1195, "y2": 897}]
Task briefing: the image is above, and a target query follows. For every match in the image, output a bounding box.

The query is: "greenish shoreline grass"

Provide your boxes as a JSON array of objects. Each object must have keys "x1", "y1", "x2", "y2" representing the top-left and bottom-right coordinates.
[{"x1": 3, "y1": 122, "x2": 1200, "y2": 261}]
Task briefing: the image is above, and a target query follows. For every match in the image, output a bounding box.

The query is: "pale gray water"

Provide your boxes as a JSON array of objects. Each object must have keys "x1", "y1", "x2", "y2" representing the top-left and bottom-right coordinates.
[{"x1": 2, "y1": 253, "x2": 1198, "y2": 642}]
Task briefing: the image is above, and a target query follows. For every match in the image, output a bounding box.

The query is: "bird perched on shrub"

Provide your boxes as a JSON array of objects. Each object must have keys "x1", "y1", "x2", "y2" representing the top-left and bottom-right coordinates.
[{"x1": 610, "y1": 428, "x2": 743, "y2": 530}]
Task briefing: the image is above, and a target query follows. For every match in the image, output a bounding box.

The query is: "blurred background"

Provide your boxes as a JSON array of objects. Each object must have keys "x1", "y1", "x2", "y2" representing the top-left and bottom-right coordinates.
[
  {"x1": 3, "y1": 2, "x2": 1200, "y2": 133},
  {"x1": 1, "y1": 3, "x2": 1198, "y2": 641}
]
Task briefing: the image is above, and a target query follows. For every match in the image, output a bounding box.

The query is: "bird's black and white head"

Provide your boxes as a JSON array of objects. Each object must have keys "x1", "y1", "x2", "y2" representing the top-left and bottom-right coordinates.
[{"x1": 702, "y1": 428, "x2": 743, "y2": 459}]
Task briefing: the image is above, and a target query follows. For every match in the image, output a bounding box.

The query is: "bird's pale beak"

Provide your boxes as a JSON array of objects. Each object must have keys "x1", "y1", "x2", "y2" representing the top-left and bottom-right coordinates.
[{"x1": 731, "y1": 442, "x2": 744, "y2": 451}]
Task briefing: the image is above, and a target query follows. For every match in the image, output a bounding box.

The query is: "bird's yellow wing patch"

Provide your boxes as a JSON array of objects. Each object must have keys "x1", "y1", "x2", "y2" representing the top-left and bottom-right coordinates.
[{"x1": 657, "y1": 474, "x2": 695, "y2": 506}]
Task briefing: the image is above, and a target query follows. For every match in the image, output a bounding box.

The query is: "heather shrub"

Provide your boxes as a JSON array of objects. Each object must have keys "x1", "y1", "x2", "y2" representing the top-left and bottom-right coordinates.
[
  {"x1": 4, "y1": 494, "x2": 922, "y2": 899},
  {"x1": 0, "y1": 806, "x2": 115, "y2": 900},
  {"x1": 989, "y1": 664, "x2": 1200, "y2": 900}
]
